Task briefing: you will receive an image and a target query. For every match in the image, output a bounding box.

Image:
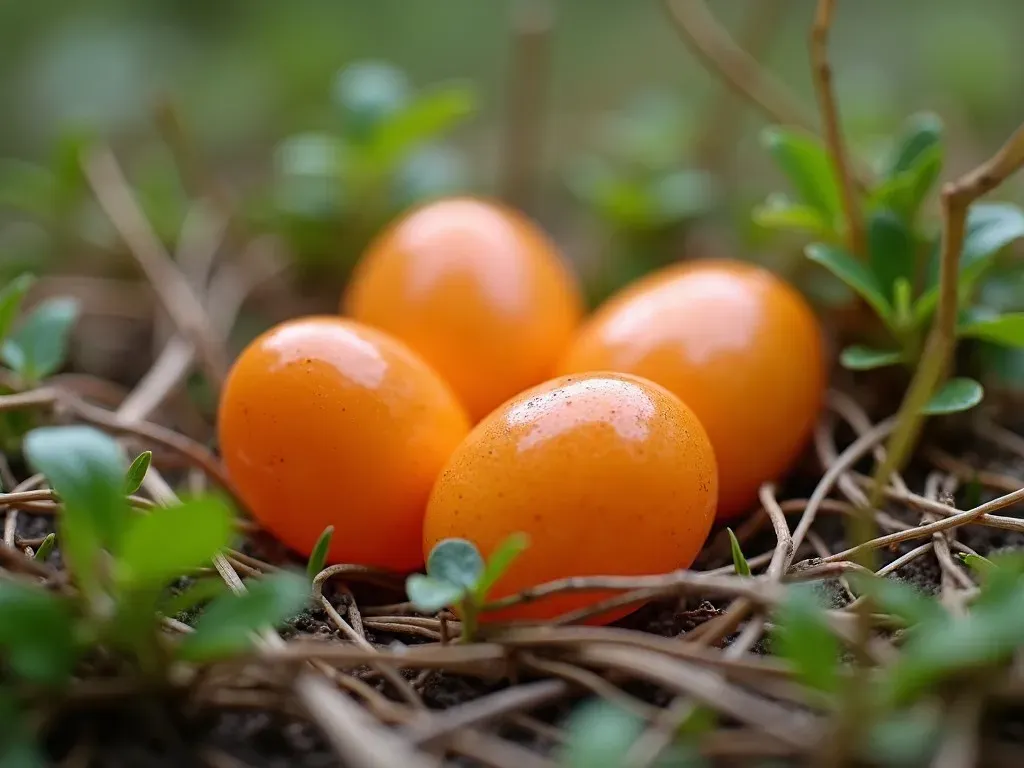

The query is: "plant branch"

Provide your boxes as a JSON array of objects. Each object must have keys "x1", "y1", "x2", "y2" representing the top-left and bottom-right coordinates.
[
  {"x1": 868, "y1": 120, "x2": 1024, "y2": 509},
  {"x1": 662, "y1": 0, "x2": 817, "y2": 132},
  {"x1": 809, "y1": 0, "x2": 865, "y2": 257}
]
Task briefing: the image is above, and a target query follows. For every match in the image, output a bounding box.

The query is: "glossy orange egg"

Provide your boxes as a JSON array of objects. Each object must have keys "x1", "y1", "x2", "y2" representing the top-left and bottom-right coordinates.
[
  {"x1": 557, "y1": 259, "x2": 827, "y2": 520},
  {"x1": 422, "y1": 372, "x2": 718, "y2": 624},
  {"x1": 217, "y1": 316, "x2": 470, "y2": 572},
  {"x1": 343, "y1": 197, "x2": 585, "y2": 422}
]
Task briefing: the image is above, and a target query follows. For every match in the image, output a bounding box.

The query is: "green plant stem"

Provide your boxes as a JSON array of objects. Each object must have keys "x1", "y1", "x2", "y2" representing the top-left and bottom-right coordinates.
[{"x1": 457, "y1": 598, "x2": 478, "y2": 644}]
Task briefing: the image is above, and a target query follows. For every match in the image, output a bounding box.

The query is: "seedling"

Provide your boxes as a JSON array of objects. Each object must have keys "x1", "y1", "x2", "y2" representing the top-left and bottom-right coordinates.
[
  {"x1": 726, "y1": 528, "x2": 751, "y2": 577},
  {"x1": 756, "y1": 115, "x2": 1024, "y2": 414},
  {"x1": 306, "y1": 525, "x2": 334, "y2": 583},
  {"x1": 124, "y1": 450, "x2": 152, "y2": 495},
  {"x1": 0, "y1": 425, "x2": 310, "y2": 761},
  {"x1": 406, "y1": 533, "x2": 529, "y2": 642}
]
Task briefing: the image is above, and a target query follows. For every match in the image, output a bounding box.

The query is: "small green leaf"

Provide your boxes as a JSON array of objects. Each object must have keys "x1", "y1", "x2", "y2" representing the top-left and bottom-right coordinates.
[
  {"x1": 957, "y1": 552, "x2": 994, "y2": 575},
  {"x1": 761, "y1": 127, "x2": 841, "y2": 226},
  {"x1": 0, "y1": 580, "x2": 77, "y2": 685},
  {"x1": 560, "y1": 699, "x2": 645, "y2": 768},
  {"x1": 727, "y1": 528, "x2": 751, "y2": 577},
  {"x1": 751, "y1": 193, "x2": 829, "y2": 237},
  {"x1": 921, "y1": 378, "x2": 984, "y2": 415},
  {"x1": 771, "y1": 584, "x2": 840, "y2": 694},
  {"x1": 867, "y1": 209, "x2": 916, "y2": 301},
  {"x1": 839, "y1": 345, "x2": 905, "y2": 371},
  {"x1": 406, "y1": 574, "x2": 467, "y2": 613},
  {"x1": 365, "y1": 82, "x2": 476, "y2": 173},
  {"x1": 873, "y1": 143, "x2": 943, "y2": 223},
  {"x1": 24, "y1": 426, "x2": 130, "y2": 553},
  {"x1": 1, "y1": 297, "x2": 80, "y2": 381},
  {"x1": 116, "y1": 495, "x2": 234, "y2": 589},
  {"x1": 886, "y1": 112, "x2": 944, "y2": 178},
  {"x1": 426, "y1": 538, "x2": 484, "y2": 591},
  {"x1": 306, "y1": 525, "x2": 334, "y2": 582},
  {"x1": 0, "y1": 274, "x2": 36, "y2": 345},
  {"x1": 958, "y1": 312, "x2": 1024, "y2": 348},
  {"x1": 124, "y1": 451, "x2": 152, "y2": 495},
  {"x1": 848, "y1": 573, "x2": 946, "y2": 628},
  {"x1": 474, "y1": 532, "x2": 530, "y2": 602},
  {"x1": 806, "y1": 243, "x2": 893, "y2": 324},
  {"x1": 33, "y1": 532, "x2": 55, "y2": 562},
  {"x1": 333, "y1": 60, "x2": 411, "y2": 141},
  {"x1": 178, "y1": 572, "x2": 310, "y2": 661},
  {"x1": 864, "y1": 707, "x2": 941, "y2": 766}
]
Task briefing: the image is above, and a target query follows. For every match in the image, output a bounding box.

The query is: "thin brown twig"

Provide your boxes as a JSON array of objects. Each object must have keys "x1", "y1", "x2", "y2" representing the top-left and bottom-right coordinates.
[
  {"x1": 809, "y1": 0, "x2": 865, "y2": 257},
  {"x1": 662, "y1": 0, "x2": 816, "y2": 131}
]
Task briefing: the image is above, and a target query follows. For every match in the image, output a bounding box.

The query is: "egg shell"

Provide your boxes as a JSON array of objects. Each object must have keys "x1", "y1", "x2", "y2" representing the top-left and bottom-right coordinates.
[
  {"x1": 422, "y1": 371, "x2": 718, "y2": 624},
  {"x1": 343, "y1": 196, "x2": 584, "y2": 422},
  {"x1": 557, "y1": 259, "x2": 827, "y2": 519},
  {"x1": 217, "y1": 316, "x2": 470, "y2": 572}
]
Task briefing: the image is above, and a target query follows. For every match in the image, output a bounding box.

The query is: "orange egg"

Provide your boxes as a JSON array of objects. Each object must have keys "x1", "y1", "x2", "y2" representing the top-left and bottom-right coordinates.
[
  {"x1": 557, "y1": 259, "x2": 827, "y2": 520},
  {"x1": 217, "y1": 316, "x2": 470, "y2": 572},
  {"x1": 422, "y1": 372, "x2": 717, "y2": 624},
  {"x1": 343, "y1": 197, "x2": 584, "y2": 422}
]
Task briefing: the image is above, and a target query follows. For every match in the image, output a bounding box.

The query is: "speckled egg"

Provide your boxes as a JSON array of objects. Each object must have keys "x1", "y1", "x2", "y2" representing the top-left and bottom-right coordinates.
[
  {"x1": 422, "y1": 371, "x2": 718, "y2": 624},
  {"x1": 217, "y1": 316, "x2": 470, "y2": 571},
  {"x1": 343, "y1": 197, "x2": 584, "y2": 422},
  {"x1": 557, "y1": 259, "x2": 827, "y2": 520}
]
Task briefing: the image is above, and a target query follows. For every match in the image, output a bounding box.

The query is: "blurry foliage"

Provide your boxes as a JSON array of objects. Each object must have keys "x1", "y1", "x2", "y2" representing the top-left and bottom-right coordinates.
[
  {"x1": 565, "y1": 88, "x2": 719, "y2": 304},
  {"x1": 247, "y1": 60, "x2": 479, "y2": 278}
]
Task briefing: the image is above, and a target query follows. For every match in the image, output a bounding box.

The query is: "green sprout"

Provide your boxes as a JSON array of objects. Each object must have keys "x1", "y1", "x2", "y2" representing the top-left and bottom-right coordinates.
[
  {"x1": 756, "y1": 114, "x2": 1024, "y2": 414},
  {"x1": 124, "y1": 450, "x2": 152, "y2": 495},
  {"x1": 726, "y1": 527, "x2": 751, "y2": 577},
  {"x1": 306, "y1": 525, "x2": 334, "y2": 583},
  {"x1": 406, "y1": 533, "x2": 529, "y2": 642}
]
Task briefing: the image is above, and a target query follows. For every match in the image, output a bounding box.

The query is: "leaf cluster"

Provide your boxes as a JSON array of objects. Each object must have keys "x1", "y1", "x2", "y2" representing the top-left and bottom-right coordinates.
[{"x1": 757, "y1": 115, "x2": 1024, "y2": 413}]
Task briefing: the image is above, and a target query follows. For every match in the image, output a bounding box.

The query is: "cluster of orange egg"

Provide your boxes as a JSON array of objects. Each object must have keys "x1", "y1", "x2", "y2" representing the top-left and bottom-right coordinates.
[{"x1": 217, "y1": 197, "x2": 827, "y2": 624}]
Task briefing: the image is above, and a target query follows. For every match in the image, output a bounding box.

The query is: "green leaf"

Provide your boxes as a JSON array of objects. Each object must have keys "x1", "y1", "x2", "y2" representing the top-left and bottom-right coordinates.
[
  {"x1": 885, "y1": 570, "x2": 1024, "y2": 704},
  {"x1": 426, "y1": 538, "x2": 484, "y2": 591},
  {"x1": 365, "y1": 82, "x2": 476, "y2": 173},
  {"x1": 33, "y1": 532, "x2": 55, "y2": 562},
  {"x1": 116, "y1": 494, "x2": 234, "y2": 589},
  {"x1": 864, "y1": 707, "x2": 941, "y2": 766},
  {"x1": 867, "y1": 209, "x2": 916, "y2": 301},
  {"x1": 560, "y1": 699, "x2": 645, "y2": 768},
  {"x1": 761, "y1": 127, "x2": 841, "y2": 226},
  {"x1": 751, "y1": 193, "x2": 830, "y2": 237},
  {"x1": 178, "y1": 572, "x2": 310, "y2": 661},
  {"x1": 886, "y1": 112, "x2": 944, "y2": 178},
  {"x1": 806, "y1": 243, "x2": 893, "y2": 324},
  {"x1": 771, "y1": 584, "x2": 840, "y2": 695},
  {"x1": 0, "y1": 274, "x2": 36, "y2": 346},
  {"x1": 727, "y1": 528, "x2": 751, "y2": 577},
  {"x1": 839, "y1": 345, "x2": 905, "y2": 371},
  {"x1": 875, "y1": 144, "x2": 943, "y2": 224},
  {"x1": 917, "y1": 203, "x2": 1024, "y2": 323},
  {"x1": 406, "y1": 574, "x2": 467, "y2": 613},
  {"x1": 306, "y1": 525, "x2": 334, "y2": 582},
  {"x1": 333, "y1": 60, "x2": 411, "y2": 142},
  {"x1": 24, "y1": 425, "x2": 130, "y2": 554},
  {"x1": 0, "y1": 580, "x2": 77, "y2": 685},
  {"x1": 124, "y1": 451, "x2": 152, "y2": 495},
  {"x1": 957, "y1": 552, "x2": 994, "y2": 575},
  {"x1": 1, "y1": 297, "x2": 80, "y2": 382},
  {"x1": 474, "y1": 532, "x2": 530, "y2": 602},
  {"x1": 848, "y1": 574, "x2": 946, "y2": 628},
  {"x1": 921, "y1": 378, "x2": 984, "y2": 415},
  {"x1": 958, "y1": 312, "x2": 1024, "y2": 348}
]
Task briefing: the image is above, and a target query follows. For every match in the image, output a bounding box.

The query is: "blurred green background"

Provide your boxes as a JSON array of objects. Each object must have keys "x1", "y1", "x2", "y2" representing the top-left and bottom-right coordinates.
[{"x1": 3, "y1": 0, "x2": 1024, "y2": 378}]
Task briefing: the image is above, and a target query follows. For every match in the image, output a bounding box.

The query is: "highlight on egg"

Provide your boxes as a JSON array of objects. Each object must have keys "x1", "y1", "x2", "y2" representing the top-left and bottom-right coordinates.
[
  {"x1": 217, "y1": 316, "x2": 470, "y2": 572},
  {"x1": 342, "y1": 196, "x2": 584, "y2": 422},
  {"x1": 422, "y1": 371, "x2": 718, "y2": 624},
  {"x1": 557, "y1": 258, "x2": 827, "y2": 520}
]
